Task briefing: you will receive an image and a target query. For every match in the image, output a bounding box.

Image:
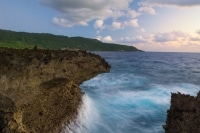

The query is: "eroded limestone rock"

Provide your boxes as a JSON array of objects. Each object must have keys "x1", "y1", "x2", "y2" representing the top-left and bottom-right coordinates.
[
  {"x1": 164, "y1": 91, "x2": 200, "y2": 133},
  {"x1": 0, "y1": 48, "x2": 110, "y2": 133}
]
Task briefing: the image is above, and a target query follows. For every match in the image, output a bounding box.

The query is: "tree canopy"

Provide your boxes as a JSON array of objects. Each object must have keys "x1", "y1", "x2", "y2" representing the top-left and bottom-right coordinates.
[{"x1": 0, "y1": 29, "x2": 142, "y2": 51}]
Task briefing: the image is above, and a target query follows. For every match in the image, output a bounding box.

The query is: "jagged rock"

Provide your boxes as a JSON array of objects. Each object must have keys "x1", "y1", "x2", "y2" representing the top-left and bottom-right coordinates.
[
  {"x1": 163, "y1": 91, "x2": 200, "y2": 133},
  {"x1": 0, "y1": 48, "x2": 110, "y2": 133}
]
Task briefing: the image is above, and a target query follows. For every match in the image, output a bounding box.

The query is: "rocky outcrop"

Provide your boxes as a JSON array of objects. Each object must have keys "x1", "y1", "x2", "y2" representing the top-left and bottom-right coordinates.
[
  {"x1": 0, "y1": 48, "x2": 110, "y2": 133},
  {"x1": 163, "y1": 91, "x2": 200, "y2": 133}
]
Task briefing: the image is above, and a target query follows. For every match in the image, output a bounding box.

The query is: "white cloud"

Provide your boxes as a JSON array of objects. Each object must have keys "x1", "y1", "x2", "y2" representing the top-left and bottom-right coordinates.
[
  {"x1": 110, "y1": 21, "x2": 122, "y2": 30},
  {"x1": 96, "y1": 36, "x2": 102, "y2": 41},
  {"x1": 96, "y1": 35, "x2": 113, "y2": 42},
  {"x1": 52, "y1": 17, "x2": 88, "y2": 27},
  {"x1": 138, "y1": 6, "x2": 156, "y2": 14},
  {"x1": 124, "y1": 19, "x2": 139, "y2": 27},
  {"x1": 104, "y1": 36, "x2": 113, "y2": 42},
  {"x1": 120, "y1": 36, "x2": 148, "y2": 44},
  {"x1": 152, "y1": 31, "x2": 200, "y2": 46},
  {"x1": 117, "y1": 31, "x2": 200, "y2": 52},
  {"x1": 139, "y1": 28, "x2": 146, "y2": 33},
  {"x1": 127, "y1": 9, "x2": 140, "y2": 18},
  {"x1": 39, "y1": 0, "x2": 133, "y2": 27},
  {"x1": 153, "y1": 31, "x2": 188, "y2": 42},
  {"x1": 94, "y1": 19, "x2": 104, "y2": 29},
  {"x1": 139, "y1": 0, "x2": 200, "y2": 7},
  {"x1": 94, "y1": 21, "x2": 123, "y2": 30}
]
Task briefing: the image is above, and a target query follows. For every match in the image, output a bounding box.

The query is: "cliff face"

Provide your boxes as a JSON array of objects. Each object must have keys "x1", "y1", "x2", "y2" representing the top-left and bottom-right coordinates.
[
  {"x1": 0, "y1": 48, "x2": 110, "y2": 133},
  {"x1": 164, "y1": 92, "x2": 200, "y2": 133}
]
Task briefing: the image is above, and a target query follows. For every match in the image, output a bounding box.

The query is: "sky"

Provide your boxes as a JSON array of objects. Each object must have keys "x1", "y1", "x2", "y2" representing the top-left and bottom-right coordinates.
[{"x1": 0, "y1": 0, "x2": 200, "y2": 52}]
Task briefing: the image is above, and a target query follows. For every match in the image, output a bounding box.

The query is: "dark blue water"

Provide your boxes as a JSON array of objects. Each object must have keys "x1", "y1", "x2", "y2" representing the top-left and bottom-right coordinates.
[{"x1": 64, "y1": 52, "x2": 200, "y2": 133}]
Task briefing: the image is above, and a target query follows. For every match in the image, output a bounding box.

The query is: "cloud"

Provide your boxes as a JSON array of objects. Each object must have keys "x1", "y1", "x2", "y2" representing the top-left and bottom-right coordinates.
[
  {"x1": 94, "y1": 21, "x2": 123, "y2": 30},
  {"x1": 196, "y1": 29, "x2": 200, "y2": 35},
  {"x1": 115, "y1": 31, "x2": 200, "y2": 52},
  {"x1": 94, "y1": 19, "x2": 138, "y2": 31},
  {"x1": 96, "y1": 35, "x2": 113, "y2": 42},
  {"x1": 96, "y1": 36, "x2": 102, "y2": 41},
  {"x1": 52, "y1": 16, "x2": 88, "y2": 27},
  {"x1": 153, "y1": 31, "x2": 188, "y2": 42},
  {"x1": 39, "y1": 0, "x2": 133, "y2": 27},
  {"x1": 138, "y1": 6, "x2": 156, "y2": 14},
  {"x1": 190, "y1": 37, "x2": 200, "y2": 41},
  {"x1": 120, "y1": 36, "x2": 148, "y2": 44},
  {"x1": 104, "y1": 36, "x2": 113, "y2": 42},
  {"x1": 139, "y1": 0, "x2": 200, "y2": 7},
  {"x1": 94, "y1": 19, "x2": 104, "y2": 29},
  {"x1": 139, "y1": 28, "x2": 146, "y2": 33},
  {"x1": 152, "y1": 31, "x2": 200, "y2": 48},
  {"x1": 110, "y1": 21, "x2": 122, "y2": 30},
  {"x1": 124, "y1": 19, "x2": 139, "y2": 28},
  {"x1": 127, "y1": 9, "x2": 141, "y2": 18}
]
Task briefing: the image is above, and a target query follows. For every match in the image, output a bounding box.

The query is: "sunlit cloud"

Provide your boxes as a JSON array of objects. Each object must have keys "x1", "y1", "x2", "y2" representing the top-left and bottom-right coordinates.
[
  {"x1": 120, "y1": 36, "x2": 148, "y2": 44},
  {"x1": 104, "y1": 36, "x2": 113, "y2": 42},
  {"x1": 138, "y1": 6, "x2": 156, "y2": 14},
  {"x1": 110, "y1": 21, "x2": 123, "y2": 30},
  {"x1": 94, "y1": 19, "x2": 139, "y2": 31},
  {"x1": 196, "y1": 29, "x2": 200, "y2": 35},
  {"x1": 94, "y1": 19, "x2": 104, "y2": 29},
  {"x1": 124, "y1": 19, "x2": 139, "y2": 28},
  {"x1": 153, "y1": 31, "x2": 188, "y2": 42},
  {"x1": 139, "y1": 0, "x2": 200, "y2": 7},
  {"x1": 96, "y1": 35, "x2": 113, "y2": 42},
  {"x1": 190, "y1": 37, "x2": 200, "y2": 41},
  {"x1": 127, "y1": 9, "x2": 141, "y2": 18},
  {"x1": 114, "y1": 30, "x2": 200, "y2": 52},
  {"x1": 138, "y1": 28, "x2": 146, "y2": 33}
]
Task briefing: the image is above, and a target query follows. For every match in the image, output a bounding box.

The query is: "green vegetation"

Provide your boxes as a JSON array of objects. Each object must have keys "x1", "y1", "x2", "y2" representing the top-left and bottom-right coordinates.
[{"x1": 0, "y1": 29, "x2": 142, "y2": 51}]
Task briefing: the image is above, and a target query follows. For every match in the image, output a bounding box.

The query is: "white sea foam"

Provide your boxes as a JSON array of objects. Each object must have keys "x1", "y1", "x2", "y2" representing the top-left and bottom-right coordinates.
[
  {"x1": 62, "y1": 94, "x2": 94, "y2": 133},
  {"x1": 62, "y1": 94, "x2": 110, "y2": 133}
]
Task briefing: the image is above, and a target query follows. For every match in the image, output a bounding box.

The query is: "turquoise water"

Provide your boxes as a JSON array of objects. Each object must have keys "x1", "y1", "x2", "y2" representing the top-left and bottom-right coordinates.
[{"x1": 64, "y1": 52, "x2": 200, "y2": 133}]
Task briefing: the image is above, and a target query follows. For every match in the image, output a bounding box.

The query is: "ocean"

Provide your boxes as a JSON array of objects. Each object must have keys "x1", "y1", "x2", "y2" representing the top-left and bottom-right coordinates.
[{"x1": 64, "y1": 52, "x2": 200, "y2": 133}]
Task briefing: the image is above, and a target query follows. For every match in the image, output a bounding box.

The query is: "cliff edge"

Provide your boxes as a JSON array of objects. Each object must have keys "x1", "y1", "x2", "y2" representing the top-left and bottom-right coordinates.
[
  {"x1": 163, "y1": 91, "x2": 200, "y2": 133},
  {"x1": 0, "y1": 48, "x2": 110, "y2": 133}
]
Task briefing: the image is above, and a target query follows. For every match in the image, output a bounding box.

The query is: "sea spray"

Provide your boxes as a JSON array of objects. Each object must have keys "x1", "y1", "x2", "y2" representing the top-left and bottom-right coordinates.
[{"x1": 62, "y1": 94, "x2": 104, "y2": 133}]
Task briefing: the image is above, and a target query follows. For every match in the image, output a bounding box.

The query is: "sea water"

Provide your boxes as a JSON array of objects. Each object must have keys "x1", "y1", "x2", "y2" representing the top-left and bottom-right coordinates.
[{"x1": 64, "y1": 52, "x2": 200, "y2": 133}]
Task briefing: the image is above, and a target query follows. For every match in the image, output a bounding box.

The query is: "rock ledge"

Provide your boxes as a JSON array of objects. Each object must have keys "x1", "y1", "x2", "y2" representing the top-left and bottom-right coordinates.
[
  {"x1": 164, "y1": 91, "x2": 200, "y2": 133},
  {"x1": 0, "y1": 48, "x2": 110, "y2": 133}
]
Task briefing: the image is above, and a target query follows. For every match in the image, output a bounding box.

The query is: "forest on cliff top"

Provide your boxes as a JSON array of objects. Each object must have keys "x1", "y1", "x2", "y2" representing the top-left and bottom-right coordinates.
[{"x1": 0, "y1": 29, "x2": 141, "y2": 51}]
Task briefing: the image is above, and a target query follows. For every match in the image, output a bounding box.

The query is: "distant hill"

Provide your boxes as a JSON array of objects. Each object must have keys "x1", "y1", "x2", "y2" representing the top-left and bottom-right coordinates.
[{"x1": 0, "y1": 29, "x2": 142, "y2": 51}]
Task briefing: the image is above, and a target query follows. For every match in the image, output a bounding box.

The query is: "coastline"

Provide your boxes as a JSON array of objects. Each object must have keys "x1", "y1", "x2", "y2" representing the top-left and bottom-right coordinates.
[{"x1": 0, "y1": 48, "x2": 110, "y2": 132}]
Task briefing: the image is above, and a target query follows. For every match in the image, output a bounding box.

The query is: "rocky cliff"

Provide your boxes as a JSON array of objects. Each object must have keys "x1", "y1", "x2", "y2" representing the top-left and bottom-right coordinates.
[
  {"x1": 163, "y1": 91, "x2": 200, "y2": 133},
  {"x1": 0, "y1": 48, "x2": 110, "y2": 133}
]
